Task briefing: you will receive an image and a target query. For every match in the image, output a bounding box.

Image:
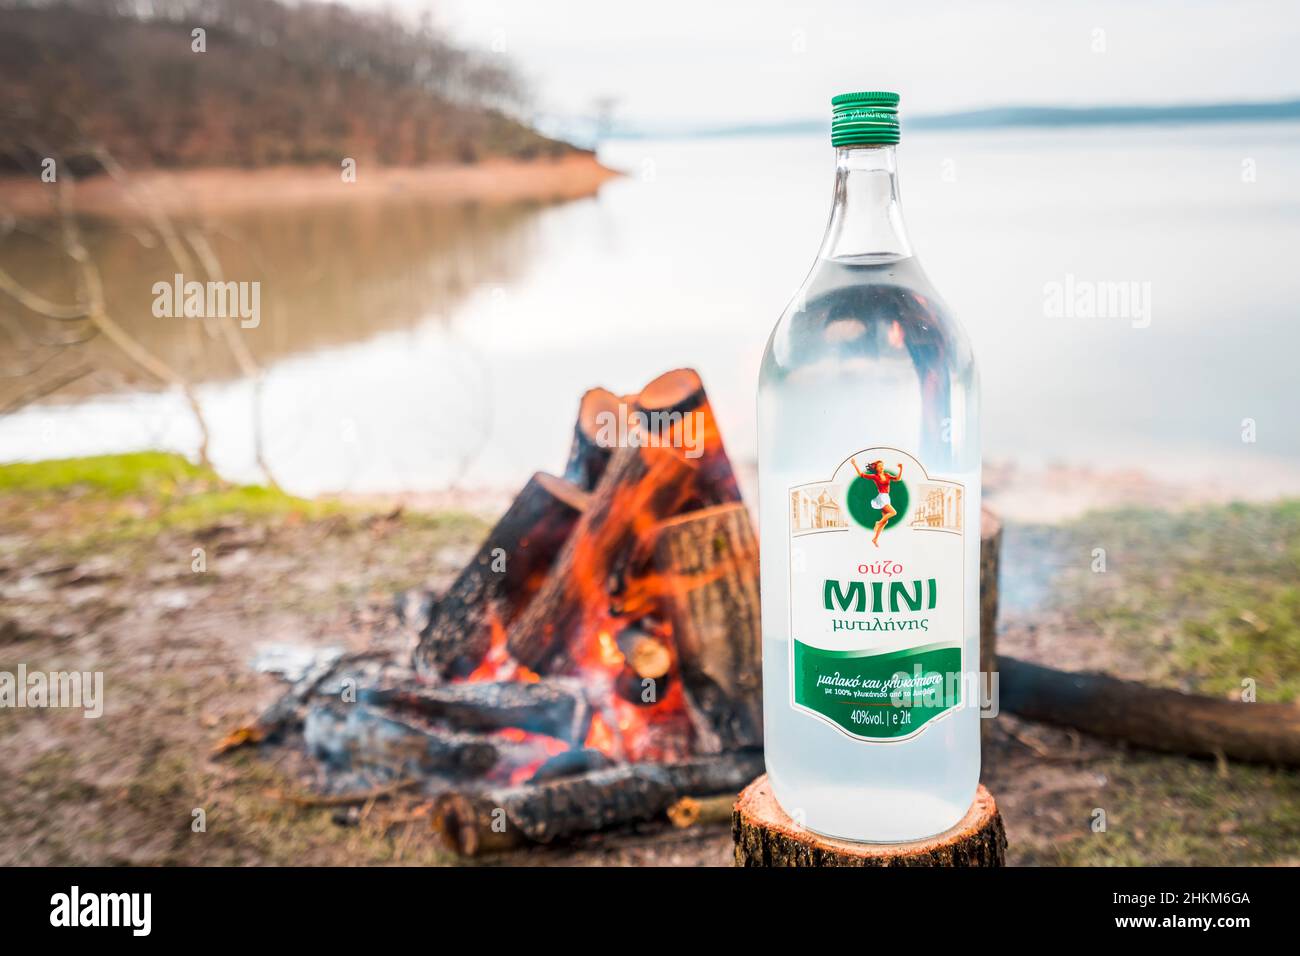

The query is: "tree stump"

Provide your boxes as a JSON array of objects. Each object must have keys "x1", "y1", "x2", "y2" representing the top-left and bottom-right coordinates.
[
  {"x1": 733, "y1": 776, "x2": 1007, "y2": 867},
  {"x1": 979, "y1": 506, "x2": 1001, "y2": 680}
]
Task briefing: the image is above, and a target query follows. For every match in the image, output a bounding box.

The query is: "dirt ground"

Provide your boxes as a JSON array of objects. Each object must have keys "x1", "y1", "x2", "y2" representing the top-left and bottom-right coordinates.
[{"x1": 2, "y1": 455, "x2": 1297, "y2": 866}]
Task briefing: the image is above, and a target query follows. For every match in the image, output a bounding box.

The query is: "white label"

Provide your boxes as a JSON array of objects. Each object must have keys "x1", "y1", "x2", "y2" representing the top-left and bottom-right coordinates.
[{"x1": 788, "y1": 446, "x2": 965, "y2": 742}]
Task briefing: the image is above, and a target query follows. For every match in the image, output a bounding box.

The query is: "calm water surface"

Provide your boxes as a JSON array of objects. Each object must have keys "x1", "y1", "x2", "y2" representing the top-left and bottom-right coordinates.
[{"x1": 2, "y1": 123, "x2": 1298, "y2": 496}]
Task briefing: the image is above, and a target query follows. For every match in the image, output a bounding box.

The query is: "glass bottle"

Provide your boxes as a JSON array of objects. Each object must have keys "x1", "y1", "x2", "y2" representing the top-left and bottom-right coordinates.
[{"x1": 757, "y1": 91, "x2": 981, "y2": 842}]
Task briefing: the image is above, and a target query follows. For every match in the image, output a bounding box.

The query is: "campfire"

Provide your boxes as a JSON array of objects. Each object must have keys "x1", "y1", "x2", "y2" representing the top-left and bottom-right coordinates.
[{"x1": 229, "y1": 369, "x2": 763, "y2": 855}]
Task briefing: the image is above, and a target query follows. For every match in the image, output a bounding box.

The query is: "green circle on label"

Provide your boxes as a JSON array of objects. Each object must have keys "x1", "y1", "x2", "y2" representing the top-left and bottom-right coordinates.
[{"x1": 847, "y1": 476, "x2": 909, "y2": 531}]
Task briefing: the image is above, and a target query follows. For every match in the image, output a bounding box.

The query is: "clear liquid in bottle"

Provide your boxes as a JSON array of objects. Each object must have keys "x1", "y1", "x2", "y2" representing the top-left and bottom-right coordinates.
[{"x1": 757, "y1": 92, "x2": 981, "y2": 842}]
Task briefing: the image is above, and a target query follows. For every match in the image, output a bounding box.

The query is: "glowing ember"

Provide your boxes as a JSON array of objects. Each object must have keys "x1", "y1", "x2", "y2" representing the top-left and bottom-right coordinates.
[
  {"x1": 595, "y1": 630, "x2": 624, "y2": 670},
  {"x1": 584, "y1": 711, "x2": 618, "y2": 756},
  {"x1": 463, "y1": 609, "x2": 540, "y2": 683}
]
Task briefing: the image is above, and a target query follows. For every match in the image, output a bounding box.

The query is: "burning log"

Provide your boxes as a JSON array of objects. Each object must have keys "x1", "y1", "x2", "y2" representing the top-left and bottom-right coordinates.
[
  {"x1": 362, "y1": 678, "x2": 591, "y2": 744},
  {"x1": 529, "y1": 747, "x2": 614, "y2": 783},
  {"x1": 304, "y1": 705, "x2": 499, "y2": 779},
  {"x1": 508, "y1": 443, "x2": 698, "y2": 674},
  {"x1": 635, "y1": 368, "x2": 742, "y2": 508},
  {"x1": 998, "y1": 655, "x2": 1300, "y2": 766},
  {"x1": 652, "y1": 503, "x2": 762, "y2": 752},
  {"x1": 415, "y1": 472, "x2": 589, "y2": 680},
  {"x1": 613, "y1": 621, "x2": 673, "y2": 705},
  {"x1": 433, "y1": 750, "x2": 764, "y2": 856},
  {"x1": 281, "y1": 371, "x2": 773, "y2": 839},
  {"x1": 734, "y1": 776, "x2": 1007, "y2": 867},
  {"x1": 562, "y1": 387, "x2": 623, "y2": 491}
]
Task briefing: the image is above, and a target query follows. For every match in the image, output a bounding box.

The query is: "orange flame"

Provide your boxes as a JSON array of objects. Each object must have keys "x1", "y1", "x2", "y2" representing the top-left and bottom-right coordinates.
[
  {"x1": 459, "y1": 436, "x2": 734, "y2": 775},
  {"x1": 584, "y1": 712, "x2": 617, "y2": 756},
  {"x1": 595, "y1": 630, "x2": 625, "y2": 669},
  {"x1": 463, "y1": 607, "x2": 540, "y2": 683}
]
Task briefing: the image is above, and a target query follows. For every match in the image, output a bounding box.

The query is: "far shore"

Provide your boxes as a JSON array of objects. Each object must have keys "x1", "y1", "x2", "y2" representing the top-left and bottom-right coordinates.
[{"x1": 0, "y1": 153, "x2": 621, "y2": 219}]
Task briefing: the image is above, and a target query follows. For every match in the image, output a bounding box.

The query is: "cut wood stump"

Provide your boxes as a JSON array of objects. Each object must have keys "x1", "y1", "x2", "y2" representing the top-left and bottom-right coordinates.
[
  {"x1": 979, "y1": 506, "x2": 1002, "y2": 746},
  {"x1": 733, "y1": 775, "x2": 1006, "y2": 867},
  {"x1": 979, "y1": 506, "x2": 1001, "y2": 680}
]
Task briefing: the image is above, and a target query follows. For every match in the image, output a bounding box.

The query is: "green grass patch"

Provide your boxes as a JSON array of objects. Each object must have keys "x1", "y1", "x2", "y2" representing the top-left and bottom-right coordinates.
[
  {"x1": 1050, "y1": 755, "x2": 1300, "y2": 866},
  {"x1": 0, "y1": 451, "x2": 491, "y2": 564},
  {"x1": 1045, "y1": 499, "x2": 1300, "y2": 701},
  {"x1": 0, "y1": 452, "x2": 334, "y2": 537},
  {"x1": 0, "y1": 452, "x2": 210, "y2": 497}
]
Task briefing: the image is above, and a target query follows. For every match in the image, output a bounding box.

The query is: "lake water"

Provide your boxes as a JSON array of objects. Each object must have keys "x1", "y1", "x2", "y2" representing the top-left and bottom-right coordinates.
[{"x1": 3, "y1": 122, "x2": 1299, "y2": 499}]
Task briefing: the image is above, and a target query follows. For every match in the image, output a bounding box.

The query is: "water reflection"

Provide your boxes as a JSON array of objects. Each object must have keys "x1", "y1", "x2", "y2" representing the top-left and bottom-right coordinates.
[
  {"x1": 2, "y1": 197, "x2": 546, "y2": 391},
  {"x1": 0, "y1": 195, "x2": 552, "y2": 491}
]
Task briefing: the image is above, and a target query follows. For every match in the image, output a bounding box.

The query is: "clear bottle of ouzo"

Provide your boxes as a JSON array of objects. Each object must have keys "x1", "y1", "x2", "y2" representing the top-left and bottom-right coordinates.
[{"x1": 758, "y1": 91, "x2": 981, "y2": 842}]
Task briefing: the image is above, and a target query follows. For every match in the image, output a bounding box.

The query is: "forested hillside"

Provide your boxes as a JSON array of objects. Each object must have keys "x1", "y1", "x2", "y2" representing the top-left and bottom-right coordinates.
[{"x1": 0, "y1": 0, "x2": 579, "y2": 173}]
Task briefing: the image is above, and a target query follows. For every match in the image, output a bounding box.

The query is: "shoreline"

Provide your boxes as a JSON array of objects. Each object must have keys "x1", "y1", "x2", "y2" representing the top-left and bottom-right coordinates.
[
  {"x1": 4, "y1": 450, "x2": 1299, "y2": 525},
  {"x1": 331, "y1": 457, "x2": 1300, "y2": 526},
  {"x1": 0, "y1": 153, "x2": 621, "y2": 219}
]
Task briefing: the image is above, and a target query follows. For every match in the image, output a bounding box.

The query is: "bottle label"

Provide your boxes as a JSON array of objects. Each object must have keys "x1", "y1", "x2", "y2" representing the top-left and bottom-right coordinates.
[{"x1": 788, "y1": 447, "x2": 964, "y2": 742}]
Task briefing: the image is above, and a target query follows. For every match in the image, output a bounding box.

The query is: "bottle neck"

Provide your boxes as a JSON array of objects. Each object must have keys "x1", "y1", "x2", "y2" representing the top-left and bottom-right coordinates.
[{"x1": 817, "y1": 145, "x2": 913, "y2": 262}]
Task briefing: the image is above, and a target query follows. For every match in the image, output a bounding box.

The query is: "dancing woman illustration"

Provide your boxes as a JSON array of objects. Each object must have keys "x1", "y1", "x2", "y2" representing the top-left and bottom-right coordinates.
[{"x1": 851, "y1": 458, "x2": 903, "y2": 547}]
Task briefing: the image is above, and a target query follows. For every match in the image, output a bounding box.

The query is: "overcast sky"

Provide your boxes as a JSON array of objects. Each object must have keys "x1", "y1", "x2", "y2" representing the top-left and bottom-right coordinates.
[{"x1": 352, "y1": 0, "x2": 1300, "y2": 128}]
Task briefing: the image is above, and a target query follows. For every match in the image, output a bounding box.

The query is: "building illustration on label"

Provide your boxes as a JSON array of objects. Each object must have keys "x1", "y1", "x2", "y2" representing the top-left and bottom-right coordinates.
[
  {"x1": 910, "y1": 483, "x2": 963, "y2": 532},
  {"x1": 788, "y1": 447, "x2": 965, "y2": 743},
  {"x1": 790, "y1": 485, "x2": 848, "y2": 532}
]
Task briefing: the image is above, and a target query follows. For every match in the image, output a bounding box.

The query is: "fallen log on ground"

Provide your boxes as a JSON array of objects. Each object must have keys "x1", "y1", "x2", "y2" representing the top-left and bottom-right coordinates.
[
  {"x1": 433, "y1": 749, "x2": 764, "y2": 856},
  {"x1": 434, "y1": 765, "x2": 675, "y2": 856},
  {"x1": 657, "y1": 749, "x2": 764, "y2": 794},
  {"x1": 998, "y1": 655, "x2": 1300, "y2": 766},
  {"x1": 667, "y1": 793, "x2": 735, "y2": 829}
]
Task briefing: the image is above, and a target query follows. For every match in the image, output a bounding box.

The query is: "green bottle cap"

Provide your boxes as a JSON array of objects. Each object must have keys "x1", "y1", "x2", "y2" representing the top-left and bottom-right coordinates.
[{"x1": 831, "y1": 91, "x2": 900, "y2": 147}]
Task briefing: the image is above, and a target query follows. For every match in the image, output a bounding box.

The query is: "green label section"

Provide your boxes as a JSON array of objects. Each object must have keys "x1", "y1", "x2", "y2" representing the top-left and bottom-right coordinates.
[{"x1": 793, "y1": 641, "x2": 962, "y2": 740}]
